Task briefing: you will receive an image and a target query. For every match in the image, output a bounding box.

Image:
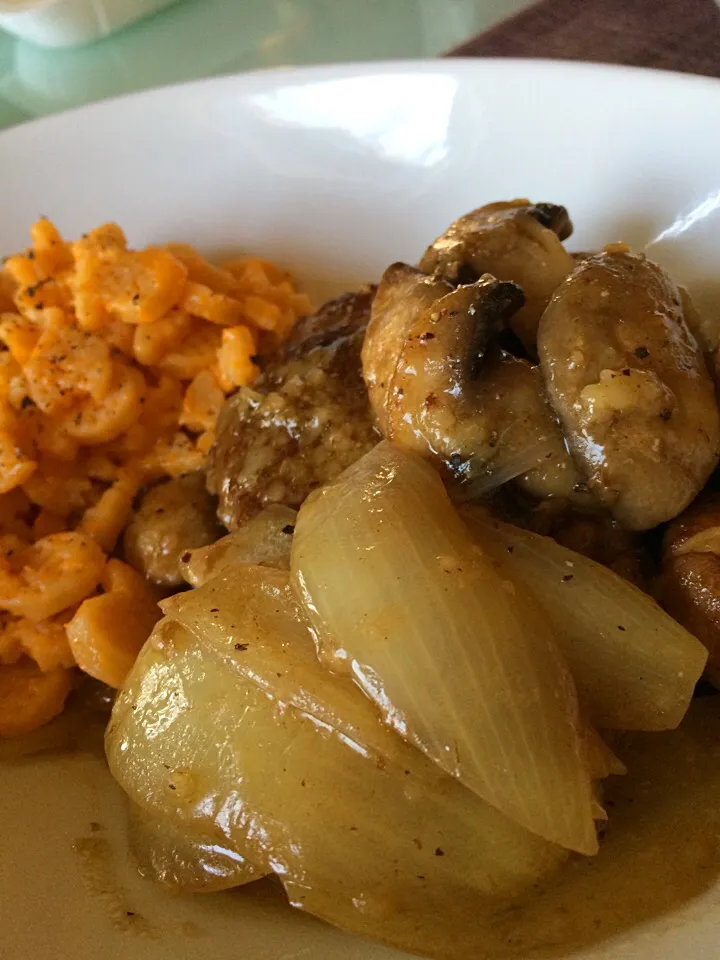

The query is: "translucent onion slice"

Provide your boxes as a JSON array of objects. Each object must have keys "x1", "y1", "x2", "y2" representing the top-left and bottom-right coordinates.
[
  {"x1": 583, "y1": 727, "x2": 626, "y2": 780},
  {"x1": 127, "y1": 802, "x2": 264, "y2": 894},
  {"x1": 462, "y1": 510, "x2": 708, "y2": 731},
  {"x1": 161, "y1": 566, "x2": 378, "y2": 747},
  {"x1": 166, "y1": 564, "x2": 592, "y2": 838},
  {"x1": 107, "y1": 613, "x2": 566, "y2": 958},
  {"x1": 290, "y1": 440, "x2": 597, "y2": 854},
  {"x1": 179, "y1": 504, "x2": 296, "y2": 586}
]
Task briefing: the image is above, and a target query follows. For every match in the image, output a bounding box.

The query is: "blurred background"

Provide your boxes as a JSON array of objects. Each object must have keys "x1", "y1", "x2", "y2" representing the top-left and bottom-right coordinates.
[{"x1": 0, "y1": 0, "x2": 534, "y2": 130}]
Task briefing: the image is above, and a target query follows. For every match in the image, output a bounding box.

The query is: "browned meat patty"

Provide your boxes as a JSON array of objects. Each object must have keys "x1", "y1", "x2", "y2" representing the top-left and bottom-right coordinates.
[{"x1": 207, "y1": 288, "x2": 379, "y2": 529}]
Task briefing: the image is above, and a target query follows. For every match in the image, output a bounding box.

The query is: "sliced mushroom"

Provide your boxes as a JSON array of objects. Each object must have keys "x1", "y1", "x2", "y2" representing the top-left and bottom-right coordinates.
[
  {"x1": 419, "y1": 199, "x2": 575, "y2": 350},
  {"x1": 363, "y1": 264, "x2": 585, "y2": 496},
  {"x1": 361, "y1": 263, "x2": 452, "y2": 435},
  {"x1": 659, "y1": 492, "x2": 720, "y2": 686},
  {"x1": 539, "y1": 248, "x2": 720, "y2": 530}
]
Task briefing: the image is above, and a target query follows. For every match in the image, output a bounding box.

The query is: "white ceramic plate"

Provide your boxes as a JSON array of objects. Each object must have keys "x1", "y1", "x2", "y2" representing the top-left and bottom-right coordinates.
[{"x1": 2, "y1": 58, "x2": 720, "y2": 960}]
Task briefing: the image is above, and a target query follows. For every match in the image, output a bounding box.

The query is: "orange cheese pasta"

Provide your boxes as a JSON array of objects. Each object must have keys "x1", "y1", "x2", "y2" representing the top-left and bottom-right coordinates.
[{"x1": 0, "y1": 220, "x2": 310, "y2": 734}]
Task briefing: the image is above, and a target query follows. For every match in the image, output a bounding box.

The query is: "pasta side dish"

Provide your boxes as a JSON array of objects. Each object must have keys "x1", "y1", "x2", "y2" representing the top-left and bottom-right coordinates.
[{"x1": 0, "y1": 219, "x2": 309, "y2": 734}]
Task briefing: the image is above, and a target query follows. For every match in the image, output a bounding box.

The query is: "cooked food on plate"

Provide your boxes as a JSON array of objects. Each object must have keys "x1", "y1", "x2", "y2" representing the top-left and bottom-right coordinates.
[
  {"x1": 539, "y1": 247, "x2": 720, "y2": 529},
  {"x1": 4, "y1": 199, "x2": 720, "y2": 959},
  {"x1": 208, "y1": 287, "x2": 378, "y2": 529},
  {"x1": 0, "y1": 219, "x2": 310, "y2": 732}
]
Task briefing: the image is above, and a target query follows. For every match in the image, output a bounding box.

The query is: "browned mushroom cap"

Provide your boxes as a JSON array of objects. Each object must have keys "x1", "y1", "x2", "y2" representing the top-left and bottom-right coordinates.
[
  {"x1": 539, "y1": 248, "x2": 720, "y2": 531},
  {"x1": 418, "y1": 199, "x2": 575, "y2": 351},
  {"x1": 660, "y1": 492, "x2": 720, "y2": 686},
  {"x1": 123, "y1": 473, "x2": 223, "y2": 587},
  {"x1": 361, "y1": 263, "x2": 452, "y2": 435},
  {"x1": 363, "y1": 264, "x2": 584, "y2": 495}
]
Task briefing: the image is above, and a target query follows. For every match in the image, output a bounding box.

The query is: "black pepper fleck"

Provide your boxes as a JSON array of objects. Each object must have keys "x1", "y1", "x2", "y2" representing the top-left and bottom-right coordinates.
[
  {"x1": 282, "y1": 524, "x2": 295, "y2": 535},
  {"x1": 234, "y1": 643, "x2": 249, "y2": 651},
  {"x1": 634, "y1": 346, "x2": 649, "y2": 359},
  {"x1": 562, "y1": 574, "x2": 574, "y2": 582}
]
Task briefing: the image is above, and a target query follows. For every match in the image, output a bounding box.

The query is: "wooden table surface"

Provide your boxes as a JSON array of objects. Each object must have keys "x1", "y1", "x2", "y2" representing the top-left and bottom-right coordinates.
[{"x1": 450, "y1": 0, "x2": 720, "y2": 78}]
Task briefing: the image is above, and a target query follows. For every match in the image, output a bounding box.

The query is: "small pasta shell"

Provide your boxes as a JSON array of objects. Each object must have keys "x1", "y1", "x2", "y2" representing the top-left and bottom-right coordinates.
[
  {"x1": 0, "y1": 434, "x2": 37, "y2": 495},
  {"x1": 182, "y1": 281, "x2": 244, "y2": 326},
  {"x1": 67, "y1": 561, "x2": 160, "y2": 689},
  {"x1": 24, "y1": 322, "x2": 113, "y2": 415},
  {"x1": 61, "y1": 364, "x2": 146, "y2": 445},
  {"x1": 166, "y1": 244, "x2": 236, "y2": 296},
  {"x1": 79, "y1": 468, "x2": 141, "y2": 553},
  {"x1": 0, "y1": 531, "x2": 106, "y2": 621},
  {"x1": 156, "y1": 322, "x2": 222, "y2": 380},
  {"x1": 29, "y1": 218, "x2": 73, "y2": 275},
  {"x1": 0, "y1": 660, "x2": 73, "y2": 738},
  {"x1": 23, "y1": 463, "x2": 94, "y2": 516},
  {"x1": 132, "y1": 309, "x2": 192, "y2": 366},
  {"x1": 0, "y1": 313, "x2": 40, "y2": 366},
  {"x1": 216, "y1": 324, "x2": 259, "y2": 389},
  {"x1": 10, "y1": 613, "x2": 75, "y2": 672},
  {"x1": 179, "y1": 369, "x2": 225, "y2": 432}
]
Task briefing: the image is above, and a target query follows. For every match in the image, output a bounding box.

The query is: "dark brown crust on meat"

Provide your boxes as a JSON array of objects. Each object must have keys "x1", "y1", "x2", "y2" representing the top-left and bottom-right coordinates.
[
  {"x1": 206, "y1": 288, "x2": 379, "y2": 530},
  {"x1": 281, "y1": 288, "x2": 373, "y2": 354},
  {"x1": 659, "y1": 493, "x2": 720, "y2": 672}
]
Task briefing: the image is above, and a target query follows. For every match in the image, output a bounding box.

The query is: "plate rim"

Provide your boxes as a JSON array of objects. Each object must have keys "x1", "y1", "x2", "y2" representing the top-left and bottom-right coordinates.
[
  {"x1": 2, "y1": 56, "x2": 720, "y2": 147},
  {"x1": 3, "y1": 51, "x2": 720, "y2": 960}
]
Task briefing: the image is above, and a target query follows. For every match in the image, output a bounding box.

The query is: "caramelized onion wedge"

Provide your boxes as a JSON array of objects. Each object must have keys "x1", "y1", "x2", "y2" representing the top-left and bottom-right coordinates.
[
  {"x1": 462, "y1": 510, "x2": 707, "y2": 731},
  {"x1": 179, "y1": 504, "x2": 296, "y2": 586},
  {"x1": 107, "y1": 616, "x2": 565, "y2": 958},
  {"x1": 162, "y1": 565, "x2": 375, "y2": 742},
  {"x1": 583, "y1": 727, "x2": 626, "y2": 780},
  {"x1": 127, "y1": 803, "x2": 263, "y2": 894},
  {"x1": 290, "y1": 441, "x2": 596, "y2": 854}
]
